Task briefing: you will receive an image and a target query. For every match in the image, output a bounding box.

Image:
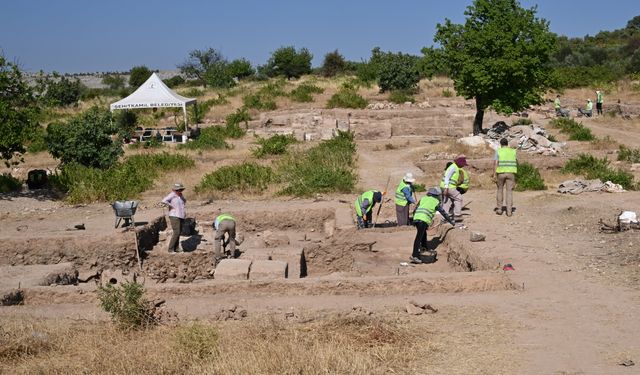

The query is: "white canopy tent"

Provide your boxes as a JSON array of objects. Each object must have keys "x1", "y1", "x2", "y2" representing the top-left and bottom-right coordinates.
[{"x1": 109, "y1": 72, "x2": 196, "y2": 128}]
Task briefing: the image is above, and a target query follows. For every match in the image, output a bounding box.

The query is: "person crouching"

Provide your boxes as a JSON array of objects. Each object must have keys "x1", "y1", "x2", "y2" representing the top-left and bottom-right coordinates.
[{"x1": 410, "y1": 187, "x2": 455, "y2": 264}]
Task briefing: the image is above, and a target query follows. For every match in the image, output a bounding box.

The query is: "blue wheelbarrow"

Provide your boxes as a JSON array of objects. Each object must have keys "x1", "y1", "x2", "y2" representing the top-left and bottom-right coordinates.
[{"x1": 112, "y1": 200, "x2": 139, "y2": 228}]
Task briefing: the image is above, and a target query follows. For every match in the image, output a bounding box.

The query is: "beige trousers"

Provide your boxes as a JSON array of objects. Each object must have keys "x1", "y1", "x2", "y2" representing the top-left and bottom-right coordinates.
[{"x1": 496, "y1": 173, "x2": 515, "y2": 212}]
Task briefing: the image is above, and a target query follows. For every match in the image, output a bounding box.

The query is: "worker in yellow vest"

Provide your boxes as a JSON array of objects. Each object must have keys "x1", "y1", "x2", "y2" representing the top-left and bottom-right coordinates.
[
  {"x1": 410, "y1": 187, "x2": 455, "y2": 264},
  {"x1": 354, "y1": 190, "x2": 382, "y2": 229},
  {"x1": 596, "y1": 90, "x2": 603, "y2": 115},
  {"x1": 440, "y1": 155, "x2": 467, "y2": 227},
  {"x1": 578, "y1": 99, "x2": 593, "y2": 117},
  {"x1": 213, "y1": 213, "x2": 244, "y2": 263},
  {"x1": 493, "y1": 138, "x2": 518, "y2": 217},
  {"x1": 395, "y1": 172, "x2": 417, "y2": 226},
  {"x1": 445, "y1": 161, "x2": 470, "y2": 195}
]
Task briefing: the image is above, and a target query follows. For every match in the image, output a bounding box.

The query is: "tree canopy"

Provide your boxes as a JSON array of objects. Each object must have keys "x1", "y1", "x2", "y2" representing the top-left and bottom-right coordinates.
[
  {"x1": 265, "y1": 46, "x2": 312, "y2": 79},
  {"x1": 129, "y1": 66, "x2": 152, "y2": 88},
  {"x1": 177, "y1": 48, "x2": 225, "y2": 88},
  {"x1": 424, "y1": 0, "x2": 556, "y2": 134}
]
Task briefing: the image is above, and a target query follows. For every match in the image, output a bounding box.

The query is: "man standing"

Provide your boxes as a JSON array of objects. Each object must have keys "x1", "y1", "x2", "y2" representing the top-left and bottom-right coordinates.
[
  {"x1": 494, "y1": 138, "x2": 518, "y2": 217},
  {"x1": 395, "y1": 172, "x2": 416, "y2": 226},
  {"x1": 440, "y1": 155, "x2": 467, "y2": 227},
  {"x1": 410, "y1": 187, "x2": 455, "y2": 264},
  {"x1": 354, "y1": 190, "x2": 382, "y2": 229},
  {"x1": 162, "y1": 183, "x2": 186, "y2": 253},
  {"x1": 213, "y1": 213, "x2": 243, "y2": 263},
  {"x1": 596, "y1": 90, "x2": 604, "y2": 116}
]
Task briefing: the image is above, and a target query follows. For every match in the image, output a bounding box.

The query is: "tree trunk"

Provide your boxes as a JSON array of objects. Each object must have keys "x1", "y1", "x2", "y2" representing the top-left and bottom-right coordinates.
[{"x1": 473, "y1": 97, "x2": 485, "y2": 135}]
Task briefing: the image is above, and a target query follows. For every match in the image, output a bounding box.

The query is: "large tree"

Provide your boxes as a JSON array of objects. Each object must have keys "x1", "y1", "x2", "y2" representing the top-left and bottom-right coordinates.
[
  {"x1": 0, "y1": 56, "x2": 39, "y2": 166},
  {"x1": 424, "y1": 0, "x2": 556, "y2": 134},
  {"x1": 129, "y1": 66, "x2": 152, "y2": 88},
  {"x1": 177, "y1": 48, "x2": 226, "y2": 88},
  {"x1": 265, "y1": 46, "x2": 312, "y2": 79}
]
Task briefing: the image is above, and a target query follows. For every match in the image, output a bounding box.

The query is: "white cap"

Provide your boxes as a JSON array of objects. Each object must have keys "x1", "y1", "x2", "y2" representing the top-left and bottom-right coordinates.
[{"x1": 403, "y1": 172, "x2": 416, "y2": 183}]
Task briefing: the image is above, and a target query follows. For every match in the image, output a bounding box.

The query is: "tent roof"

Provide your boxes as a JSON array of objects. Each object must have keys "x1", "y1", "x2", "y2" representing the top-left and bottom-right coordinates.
[{"x1": 110, "y1": 73, "x2": 196, "y2": 111}]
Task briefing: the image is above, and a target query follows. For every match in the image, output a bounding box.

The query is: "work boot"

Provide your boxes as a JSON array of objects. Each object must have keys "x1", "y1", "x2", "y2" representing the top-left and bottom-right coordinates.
[
  {"x1": 410, "y1": 256, "x2": 422, "y2": 264},
  {"x1": 494, "y1": 207, "x2": 503, "y2": 215}
]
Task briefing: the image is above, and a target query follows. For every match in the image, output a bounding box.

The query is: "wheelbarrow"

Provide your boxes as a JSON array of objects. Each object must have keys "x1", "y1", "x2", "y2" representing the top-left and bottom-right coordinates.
[{"x1": 112, "y1": 200, "x2": 139, "y2": 228}]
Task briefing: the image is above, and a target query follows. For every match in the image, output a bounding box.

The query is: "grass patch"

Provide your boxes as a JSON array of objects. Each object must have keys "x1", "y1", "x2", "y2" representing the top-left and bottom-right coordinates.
[
  {"x1": 563, "y1": 154, "x2": 636, "y2": 189},
  {"x1": 50, "y1": 152, "x2": 195, "y2": 203},
  {"x1": 618, "y1": 145, "x2": 640, "y2": 163},
  {"x1": 514, "y1": 162, "x2": 546, "y2": 191},
  {"x1": 252, "y1": 134, "x2": 297, "y2": 158},
  {"x1": 289, "y1": 82, "x2": 324, "y2": 102},
  {"x1": 413, "y1": 183, "x2": 426, "y2": 193},
  {"x1": 129, "y1": 138, "x2": 164, "y2": 149},
  {"x1": 174, "y1": 323, "x2": 219, "y2": 360},
  {"x1": 388, "y1": 90, "x2": 415, "y2": 104},
  {"x1": 242, "y1": 81, "x2": 287, "y2": 110},
  {"x1": 179, "y1": 119, "x2": 247, "y2": 151},
  {"x1": 224, "y1": 108, "x2": 250, "y2": 135},
  {"x1": 195, "y1": 162, "x2": 276, "y2": 194},
  {"x1": 512, "y1": 118, "x2": 532, "y2": 126},
  {"x1": 278, "y1": 131, "x2": 357, "y2": 196},
  {"x1": 547, "y1": 134, "x2": 558, "y2": 142},
  {"x1": 0, "y1": 173, "x2": 21, "y2": 193},
  {"x1": 549, "y1": 118, "x2": 595, "y2": 141},
  {"x1": 442, "y1": 88, "x2": 453, "y2": 97},
  {"x1": 327, "y1": 86, "x2": 368, "y2": 109}
]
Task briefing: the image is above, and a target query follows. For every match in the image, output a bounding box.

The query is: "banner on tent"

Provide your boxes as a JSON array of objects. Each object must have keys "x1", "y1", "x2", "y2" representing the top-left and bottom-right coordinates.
[{"x1": 111, "y1": 102, "x2": 184, "y2": 110}]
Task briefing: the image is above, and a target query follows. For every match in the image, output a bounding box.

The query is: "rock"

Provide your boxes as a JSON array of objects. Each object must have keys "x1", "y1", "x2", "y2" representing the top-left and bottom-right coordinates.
[
  {"x1": 470, "y1": 232, "x2": 486, "y2": 242},
  {"x1": 262, "y1": 231, "x2": 290, "y2": 247},
  {"x1": 406, "y1": 303, "x2": 425, "y2": 315},
  {"x1": 457, "y1": 135, "x2": 486, "y2": 148},
  {"x1": 529, "y1": 134, "x2": 552, "y2": 148},
  {"x1": 1, "y1": 289, "x2": 24, "y2": 306},
  {"x1": 101, "y1": 269, "x2": 136, "y2": 286},
  {"x1": 214, "y1": 259, "x2": 252, "y2": 280},
  {"x1": 406, "y1": 300, "x2": 438, "y2": 315},
  {"x1": 249, "y1": 260, "x2": 288, "y2": 280},
  {"x1": 77, "y1": 271, "x2": 99, "y2": 283}
]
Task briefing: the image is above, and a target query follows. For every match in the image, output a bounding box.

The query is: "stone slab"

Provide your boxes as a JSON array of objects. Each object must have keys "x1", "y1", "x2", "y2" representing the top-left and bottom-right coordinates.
[
  {"x1": 249, "y1": 260, "x2": 288, "y2": 280},
  {"x1": 214, "y1": 259, "x2": 252, "y2": 281}
]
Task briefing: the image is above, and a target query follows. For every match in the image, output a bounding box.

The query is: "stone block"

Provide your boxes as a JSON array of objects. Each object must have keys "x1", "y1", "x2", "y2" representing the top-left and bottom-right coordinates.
[
  {"x1": 249, "y1": 260, "x2": 288, "y2": 280},
  {"x1": 101, "y1": 269, "x2": 136, "y2": 285},
  {"x1": 214, "y1": 259, "x2": 252, "y2": 281},
  {"x1": 262, "y1": 231, "x2": 290, "y2": 247}
]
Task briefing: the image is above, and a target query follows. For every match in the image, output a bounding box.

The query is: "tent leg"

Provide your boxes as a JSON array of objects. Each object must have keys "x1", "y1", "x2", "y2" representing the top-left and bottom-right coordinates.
[{"x1": 183, "y1": 106, "x2": 188, "y2": 130}]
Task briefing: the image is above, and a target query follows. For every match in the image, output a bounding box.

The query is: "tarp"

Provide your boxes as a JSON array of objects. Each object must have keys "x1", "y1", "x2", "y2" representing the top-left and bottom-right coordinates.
[{"x1": 109, "y1": 72, "x2": 195, "y2": 113}]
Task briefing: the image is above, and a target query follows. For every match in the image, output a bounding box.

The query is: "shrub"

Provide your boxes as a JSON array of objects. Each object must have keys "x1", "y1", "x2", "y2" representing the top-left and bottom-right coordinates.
[
  {"x1": 182, "y1": 88, "x2": 205, "y2": 97},
  {"x1": 549, "y1": 118, "x2": 595, "y2": 141},
  {"x1": 102, "y1": 74, "x2": 126, "y2": 90},
  {"x1": 227, "y1": 58, "x2": 255, "y2": 79},
  {"x1": 243, "y1": 93, "x2": 277, "y2": 110},
  {"x1": 196, "y1": 162, "x2": 276, "y2": 194},
  {"x1": 0, "y1": 173, "x2": 21, "y2": 193},
  {"x1": 289, "y1": 82, "x2": 324, "y2": 102},
  {"x1": 225, "y1": 108, "x2": 251, "y2": 128},
  {"x1": 547, "y1": 134, "x2": 558, "y2": 142},
  {"x1": 252, "y1": 134, "x2": 297, "y2": 158},
  {"x1": 321, "y1": 50, "x2": 347, "y2": 77},
  {"x1": 376, "y1": 51, "x2": 421, "y2": 92},
  {"x1": 38, "y1": 74, "x2": 84, "y2": 107},
  {"x1": 388, "y1": 90, "x2": 415, "y2": 104},
  {"x1": 442, "y1": 88, "x2": 453, "y2": 97},
  {"x1": 618, "y1": 145, "x2": 640, "y2": 163},
  {"x1": 563, "y1": 153, "x2": 636, "y2": 189},
  {"x1": 178, "y1": 126, "x2": 229, "y2": 150},
  {"x1": 129, "y1": 66, "x2": 152, "y2": 88},
  {"x1": 264, "y1": 46, "x2": 313, "y2": 79},
  {"x1": 26, "y1": 126, "x2": 48, "y2": 153},
  {"x1": 512, "y1": 118, "x2": 532, "y2": 126},
  {"x1": 514, "y1": 162, "x2": 546, "y2": 191},
  {"x1": 129, "y1": 138, "x2": 163, "y2": 149},
  {"x1": 163, "y1": 75, "x2": 185, "y2": 88},
  {"x1": 174, "y1": 323, "x2": 219, "y2": 360},
  {"x1": 279, "y1": 131, "x2": 357, "y2": 196},
  {"x1": 50, "y1": 153, "x2": 194, "y2": 203},
  {"x1": 327, "y1": 85, "x2": 368, "y2": 109},
  {"x1": 412, "y1": 183, "x2": 426, "y2": 193},
  {"x1": 98, "y1": 282, "x2": 157, "y2": 330}
]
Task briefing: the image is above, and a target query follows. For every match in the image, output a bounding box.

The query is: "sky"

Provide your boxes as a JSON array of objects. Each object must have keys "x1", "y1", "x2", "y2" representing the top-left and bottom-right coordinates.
[{"x1": 1, "y1": 0, "x2": 638, "y2": 73}]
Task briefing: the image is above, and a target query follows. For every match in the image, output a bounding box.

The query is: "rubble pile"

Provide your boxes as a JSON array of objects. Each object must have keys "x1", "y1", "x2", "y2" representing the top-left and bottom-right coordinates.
[
  {"x1": 366, "y1": 101, "x2": 432, "y2": 110},
  {"x1": 458, "y1": 121, "x2": 565, "y2": 156},
  {"x1": 558, "y1": 179, "x2": 626, "y2": 194}
]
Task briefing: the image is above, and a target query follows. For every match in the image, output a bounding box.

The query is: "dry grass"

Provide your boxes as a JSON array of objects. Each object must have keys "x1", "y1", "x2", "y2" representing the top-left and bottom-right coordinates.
[{"x1": 0, "y1": 307, "x2": 516, "y2": 375}]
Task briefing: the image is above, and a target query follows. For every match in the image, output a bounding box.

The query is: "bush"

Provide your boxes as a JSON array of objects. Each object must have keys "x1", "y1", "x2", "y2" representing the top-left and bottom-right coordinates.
[
  {"x1": 26, "y1": 126, "x2": 48, "y2": 153},
  {"x1": 46, "y1": 108, "x2": 123, "y2": 169},
  {"x1": 321, "y1": 50, "x2": 347, "y2": 77},
  {"x1": 252, "y1": 134, "x2": 297, "y2": 158},
  {"x1": 327, "y1": 84, "x2": 368, "y2": 109},
  {"x1": 50, "y1": 153, "x2": 194, "y2": 203},
  {"x1": 551, "y1": 65, "x2": 624, "y2": 89},
  {"x1": 38, "y1": 74, "x2": 84, "y2": 107},
  {"x1": 163, "y1": 75, "x2": 185, "y2": 88},
  {"x1": 225, "y1": 108, "x2": 251, "y2": 129},
  {"x1": 412, "y1": 183, "x2": 426, "y2": 192},
  {"x1": 264, "y1": 46, "x2": 313, "y2": 79},
  {"x1": 102, "y1": 74, "x2": 126, "y2": 90},
  {"x1": 178, "y1": 126, "x2": 229, "y2": 150},
  {"x1": 376, "y1": 51, "x2": 421, "y2": 93},
  {"x1": 129, "y1": 138, "x2": 163, "y2": 149},
  {"x1": 98, "y1": 282, "x2": 157, "y2": 330},
  {"x1": 227, "y1": 58, "x2": 255, "y2": 79},
  {"x1": 129, "y1": 66, "x2": 152, "y2": 88},
  {"x1": 388, "y1": 90, "x2": 415, "y2": 104},
  {"x1": 442, "y1": 88, "x2": 453, "y2": 97},
  {"x1": 512, "y1": 118, "x2": 532, "y2": 126},
  {"x1": 563, "y1": 154, "x2": 636, "y2": 189},
  {"x1": 618, "y1": 145, "x2": 640, "y2": 163},
  {"x1": 289, "y1": 82, "x2": 324, "y2": 102},
  {"x1": 279, "y1": 131, "x2": 357, "y2": 196},
  {"x1": 0, "y1": 173, "x2": 21, "y2": 193},
  {"x1": 196, "y1": 162, "x2": 276, "y2": 194},
  {"x1": 174, "y1": 323, "x2": 219, "y2": 360},
  {"x1": 514, "y1": 162, "x2": 546, "y2": 191},
  {"x1": 549, "y1": 118, "x2": 595, "y2": 141},
  {"x1": 243, "y1": 93, "x2": 277, "y2": 110}
]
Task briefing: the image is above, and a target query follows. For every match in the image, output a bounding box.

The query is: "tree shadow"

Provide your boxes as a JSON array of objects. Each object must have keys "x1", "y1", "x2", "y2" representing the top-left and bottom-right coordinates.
[{"x1": 0, "y1": 189, "x2": 62, "y2": 202}]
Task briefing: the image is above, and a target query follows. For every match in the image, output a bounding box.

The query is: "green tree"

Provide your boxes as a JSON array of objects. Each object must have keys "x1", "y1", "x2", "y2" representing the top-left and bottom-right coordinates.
[
  {"x1": 41, "y1": 73, "x2": 84, "y2": 106},
  {"x1": 46, "y1": 107, "x2": 123, "y2": 169},
  {"x1": 0, "y1": 56, "x2": 40, "y2": 166},
  {"x1": 375, "y1": 50, "x2": 421, "y2": 92},
  {"x1": 321, "y1": 50, "x2": 346, "y2": 77},
  {"x1": 178, "y1": 48, "x2": 231, "y2": 88},
  {"x1": 102, "y1": 74, "x2": 125, "y2": 90},
  {"x1": 129, "y1": 66, "x2": 152, "y2": 88},
  {"x1": 425, "y1": 0, "x2": 556, "y2": 134},
  {"x1": 227, "y1": 58, "x2": 255, "y2": 79},
  {"x1": 265, "y1": 46, "x2": 312, "y2": 79}
]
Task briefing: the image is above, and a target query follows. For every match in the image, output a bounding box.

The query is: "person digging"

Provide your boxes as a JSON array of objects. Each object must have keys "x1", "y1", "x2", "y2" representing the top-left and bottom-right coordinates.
[
  {"x1": 410, "y1": 187, "x2": 455, "y2": 264},
  {"x1": 440, "y1": 155, "x2": 467, "y2": 228},
  {"x1": 213, "y1": 213, "x2": 244, "y2": 264},
  {"x1": 354, "y1": 190, "x2": 383, "y2": 229},
  {"x1": 395, "y1": 172, "x2": 417, "y2": 226}
]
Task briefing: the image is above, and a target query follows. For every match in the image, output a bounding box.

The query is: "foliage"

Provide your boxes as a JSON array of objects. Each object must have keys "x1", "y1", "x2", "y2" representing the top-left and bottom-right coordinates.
[
  {"x1": 98, "y1": 282, "x2": 157, "y2": 330},
  {"x1": 374, "y1": 49, "x2": 421, "y2": 92},
  {"x1": 512, "y1": 118, "x2": 532, "y2": 125},
  {"x1": 50, "y1": 152, "x2": 194, "y2": 203},
  {"x1": 425, "y1": 0, "x2": 556, "y2": 134},
  {"x1": 178, "y1": 126, "x2": 229, "y2": 150},
  {"x1": 26, "y1": 125, "x2": 48, "y2": 153},
  {"x1": 252, "y1": 134, "x2": 297, "y2": 158},
  {"x1": 388, "y1": 90, "x2": 415, "y2": 104},
  {"x1": 618, "y1": 145, "x2": 640, "y2": 163},
  {"x1": 113, "y1": 110, "x2": 138, "y2": 140},
  {"x1": 46, "y1": 108, "x2": 123, "y2": 169},
  {"x1": 195, "y1": 162, "x2": 276, "y2": 194},
  {"x1": 243, "y1": 81, "x2": 287, "y2": 110},
  {"x1": 321, "y1": 50, "x2": 347, "y2": 77},
  {"x1": 129, "y1": 66, "x2": 152, "y2": 88},
  {"x1": 514, "y1": 162, "x2": 546, "y2": 191},
  {"x1": 278, "y1": 131, "x2": 357, "y2": 196},
  {"x1": 0, "y1": 173, "x2": 21, "y2": 193},
  {"x1": 550, "y1": 65, "x2": 624, "y2": 89},
  {"x1": 289, "y1": 82, "x2": 324, "y2": 102},
  {"x1": 355, "y1": 60, "x2": 379, "y2": 86},
  {"x1": 327, "y1": 83, "x2": 368, "y2": 109},
  {"x1": 442, "y1": 88, "x2": 453, "y2": 97},
  {"x1": 225, "y1": 107, "x2": 251, "y2": 129},
  {"x1": 549, "y1": 118, "x2": 595, "y2": 141},
  {"x1": 178, "y1": 48, "x2": 223, "y2": 87},
  {"x1": 35, "y1": 73, "x2": 84, "y2": 107},
  {"x1": 102, "y1": 74, "x2": 126, "y2": 90},
  {"x1": 227, "y1": 58, "x2": 255, "y2": 79},
  {"x1": 163, "y1": 75, "x2": 185, "y2": 88},
  {"x1": 173, "y1": 323, "x2": 219, "y2": 360},
  {"x1": 265, "y1": 46, "x2": 313, "y2": 79},
  {"x1": 203, "y1": 61, "x2": 235, "y2": 89},
  {"x1": 563, "y1": 154, "x2": 636, "y2": 190},
  {"x1": 129, "y1": 137, "x2": 163, "y2": 149},
  {"x1": 412, "y1": 183, "x2": 426, "y2": 192}
]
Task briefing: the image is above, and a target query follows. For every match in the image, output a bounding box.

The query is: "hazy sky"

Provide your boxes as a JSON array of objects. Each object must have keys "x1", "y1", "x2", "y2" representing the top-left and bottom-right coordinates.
[{"x1": 1, "y1": 0, "x2": 638, "y2": 73}]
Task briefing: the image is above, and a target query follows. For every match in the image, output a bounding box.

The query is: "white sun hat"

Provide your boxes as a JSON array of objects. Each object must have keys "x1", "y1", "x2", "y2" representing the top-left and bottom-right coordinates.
[{"x1": 403, "y1": 172, "x2": 416, "y2": 183}]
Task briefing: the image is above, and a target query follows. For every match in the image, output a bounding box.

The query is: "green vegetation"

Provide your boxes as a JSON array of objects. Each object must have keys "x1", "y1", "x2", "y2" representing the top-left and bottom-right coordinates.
[
  {"x1": 263, "y1": 46, "x2": 313, "y2": 79},
  {"x1": 388, "y1": 90, "x2": 415, "y2": 104},
  {"x1": 563, "y1": 154, "x2": 636, "y2": 190},
  {"x1": 178, "y1": 49, "x2": 254, "y2": 88},
  {"x1": 321, "y1": 50, "x2": 347, "y2": 77},
  {"x1": 618, "y1": 145, "x2": 640, "y2": 163},
  {"x1": 98, "y1": 282, "x2": 157, "y2": 330},
  {"x1": 424, "y1": 0, "x2": 556, "y2": 134},
  {"x1": 512, "y1": 118, "x2": 532, "y2": 126},
  {"x1": 174, "y1": 323, "x2": 219, "y2": 360},
  {"x1": 279, "y1": 131, "x2": 357, "y2": 196},
  {"x1": 549, "y1": 118, "x2": 595, "y2": 141},
  {"x1": 514, "y1": 162, "x2": 546, "y2": 191},
  {"x1": 178, "y1": 126, "x2": 229, "y2": 150},
  {"x1": 412, "y1": 183, "x2": 427, "y2": 193},
  {"x1": 34, "y1": 72, "x2": 84, "y2": 107},
  {"x1": 188, "y1": 96, "x2": 228, "y2": 124},
  {"x1": 102, "y1": 74, "x2": 126, "y2": 90},
  {"x1": 0, "y1": 173, "x2": 21, "y2": 193},
  {"x1": 225, "y1": 108, "x2": 251, "y2": 129},
  {"x1": 51, "y1": 153, "x2": 194, "y2": 203},
  {"x1": 129, "y1": 137, "x2": 163, "y2": 149},
  {"x1": 129, "y1": 66, "x2": 152, "y2": 88},
  {"x1": 327, "y1": 83, "x2": 368, "y2": 109},
  {"x1": 252, "y1": 134, "x2": 297, "y2": 158},
  {"x1": 289, "y1": 82, "x2": 324, "y2": 102},
  {"x1": 243, "y1": 81, "x2": 287, "y2": 110},
  {"x1": 442, "y1": 88, "x2": 453, "y2": 97},
  {"x1": 162, "y1": 75, "x2": 185, "y2": 88},
  {"x1": 372, "y1": 48, "x2": 421, "y2": 92},
  {"x1": 196, "y1": 162, "x2": 276, "y2": 194}
]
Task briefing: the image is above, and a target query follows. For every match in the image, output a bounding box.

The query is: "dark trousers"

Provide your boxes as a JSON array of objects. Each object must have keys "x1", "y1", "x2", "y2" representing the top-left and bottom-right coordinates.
[
  {"x1": 412, "y1": 221, "x2": 429, "y2": 258},
  {"x1": 596, "y1": 102, "x2": 603, "y2": 115},
  {"x1": 396, "y1": 204, "x2": 410, "y2": 226},
  {"x1": 168, "y1": 216, "x2": 183, "y2": 252}
]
